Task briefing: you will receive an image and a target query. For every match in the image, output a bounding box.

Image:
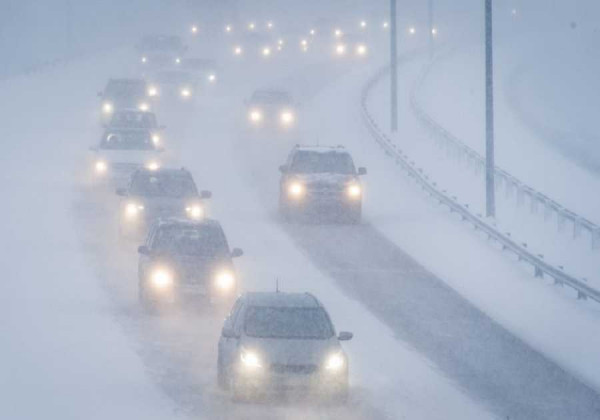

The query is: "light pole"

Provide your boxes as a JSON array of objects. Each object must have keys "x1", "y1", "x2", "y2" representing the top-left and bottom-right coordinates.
[
  {"x1": 390, "y1": 0, "x2": 398, "y2": 132},
  {"x1": 485, "y1": 0, "x2": 496, "y2": 217}
]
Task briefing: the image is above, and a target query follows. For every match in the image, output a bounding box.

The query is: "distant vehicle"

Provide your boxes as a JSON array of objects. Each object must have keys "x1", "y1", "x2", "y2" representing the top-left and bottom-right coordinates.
[
  {"x1": 148, "y1": 69, "x2": 198, "y2": 100},
  {"x1": 136, "y1": 34, "x2": 188, "y2": 68},
  {"x1": 246, "y1": 89, "x2": 296, "y2": 129},
  {"x1": 278, "y1": 145, "x2": 367, "y2": 223},
  {"x1": 90, "y1": 128, "x2": 163, "y2": 183},
  {"x1": 181, "y1": 58, "x2": 218, "y2": 85},
  {"x1": 333, "y1": 33, "x2": 369, "y2": 58},
  {"x1": 116, "y1": 168, "x2": 211, "y2": 237},
  {"x1": 217, "y1": 292, "x2": 352, "y2": 401},
  {"x1": 137, "y1": 218, "x2": 243, "y2": 308},
  {"x1": 98, "y1": 79, "x2": 151, "y2": 123},
  {"x1": 233, "y1": 32, "x2": 275, "y2": 58}
]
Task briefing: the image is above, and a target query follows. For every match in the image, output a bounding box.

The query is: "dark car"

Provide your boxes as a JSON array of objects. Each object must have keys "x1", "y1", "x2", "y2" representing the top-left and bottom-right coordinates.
[
  {"x1": 278, "y1": 145, "x2": 367, "y2": 223},
  {"x1": 137, "y1": 218, "x2": 243, "y2": 308},
  {"x1": 116, "y1": 168, "x2": 211, "y2": 238},
  {"x1": 246, "y1": 89, "x2": 296, "y2": 129},
  {"x1": 98, "y1": 79, "x2": 151, "y2": 122},
  {"x1": 217, "y1": 292, "x2": 352, "y2": 401}
]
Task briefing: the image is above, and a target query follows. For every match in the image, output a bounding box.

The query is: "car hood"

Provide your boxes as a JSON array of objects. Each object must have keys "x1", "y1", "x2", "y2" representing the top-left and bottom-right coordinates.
[
  {"x1": 293, "y1": 173, "x2": 357, "y2": 189},
  {"x1": 241, "y1": 336, "x2": 340, "y2": 366}
]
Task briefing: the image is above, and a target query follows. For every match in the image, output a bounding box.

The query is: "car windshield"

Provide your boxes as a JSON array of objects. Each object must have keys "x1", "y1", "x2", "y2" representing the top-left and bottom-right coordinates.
[
  {"x1": 155, "y1": 71, "x2": 194, "y2": 85},
  {"x1": 244, "y1": 307, "x2": 334, "y2": 339},
  {"x1": 152, "y1": 225, "x2": 228, "y2": 257},
  {"x1": 99, "y1": 131, "x2": 155, "y2": 151},
  {"x1": 251, "y1": 90, "x2": 292, "y2": 105},
  {"x1": 105, "y1": 81, "x2": 146, "y2": 99},
  {"x1": 290, "y1": 151, "x2": 356, "y2": 174},
  {"x1": 140, "y1": 36, "x2": 183, "y2": 52},
  {"x1": 109, "y1": 112, "x2": 157, "y2": 129},
  {"x1": 130, "y1": 172, "x2": 197, "y2": 198}
]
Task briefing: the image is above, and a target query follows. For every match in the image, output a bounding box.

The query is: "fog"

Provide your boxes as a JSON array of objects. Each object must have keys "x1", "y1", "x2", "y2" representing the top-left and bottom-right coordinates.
[{"x1": 1, "y1": 1, "x2": 600, "y2": 419}]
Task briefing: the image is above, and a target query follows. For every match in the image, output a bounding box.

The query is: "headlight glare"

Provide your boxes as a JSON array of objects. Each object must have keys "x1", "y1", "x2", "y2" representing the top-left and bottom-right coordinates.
[
  {"x1": 125, "y1": 202, "x2": 144, "y2": 218},
  {"x1": 95, "y1": 160, "x2": 107, "y2": 174},
  {"x1": 280, "y1": 110, "x2": 295, "y2": 125},
  {"x1": 240, "y1": 348, "x2": 262, "y2": 368},
  {"x1": 288, "y1": 182, "x2": 305, "y2": 198},
  {"x1": 181, "y1": 88, "x2": 192, "y2": 97},
  {"x1": 150, "y1": 267, "x2": 173, "y2": 290},
  {"x1": 102, "y1": 102, "x2": 113, "y2": 114},
  {"x1": 325, "y1": 352, "x2": 345, "y2": 371},
  {"x1": 185, "y1": 204, "x2": 204, "y2": 219},
  {"x1": 214, "y1": 269, "x2": 235, "y2": 291},
  {"x1": 145, "y1": 161, "x2": 160, "y2": 171},
  {"x1": 249, "y1": 109, "x2": 263, "y2": 123},
  {"x1": 347, "y1": 184, "x2": 361, "y2": 198},
  {"x1": 138, "y1": 102, "x2": 149, "y2": 112},
  {"x1": 148, "y1": 86, "x2": 158, "y2": 97}
]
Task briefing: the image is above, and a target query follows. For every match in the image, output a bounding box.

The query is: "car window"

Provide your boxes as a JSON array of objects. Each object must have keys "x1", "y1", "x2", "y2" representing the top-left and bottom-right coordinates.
[
  {"x1": 152, "y1": 225, "x2": 229, "y2": 257},
  {"x1": 130, "y1": 173, "x2": 198, "y2": 198},
  {"x1": 290, "y1": 151, "x2": 356, "y2": 174},
  {"x1": 99, "y1": 131, "x2": 155, "y2": 151},
  {"x1": 244, "y1": 306, "x2": 334, "y2": 339}
]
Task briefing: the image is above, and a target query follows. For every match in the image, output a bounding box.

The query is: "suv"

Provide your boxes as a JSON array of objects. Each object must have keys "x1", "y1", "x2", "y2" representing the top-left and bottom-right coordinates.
[
  {"x1": 217, "y1": 292, "x2": 353, "y2": 401},
  {"x1": 278, "y1": 145, "x2": 367, "y2": 223},
  {"x1": 116, "y1": 168, "x2": 211, "y2": 238},
  {"x1": 97, "y1": 79, "x2": 151, "y2": 123},
  {"x1": 136, "y1": 34, "x2": 188, "y2": 68},
  {"x1": 90, "y1": 129, "x2": 163, "y2": 184},
  {"x1": 137, "y1": 218, "x2": 243, "y2": 308},
  {"x1": 246, "y1": 89, "x2": 296, "y2": 130}
]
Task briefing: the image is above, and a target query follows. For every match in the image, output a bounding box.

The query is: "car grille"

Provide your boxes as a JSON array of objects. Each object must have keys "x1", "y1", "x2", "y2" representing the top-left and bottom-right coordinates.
[
  {"x1": 270, "y1": 364, "x2": 318, "y2": 375},
  {"x1": 112, "y1": 162, "x2": 141, "y2": 173}
]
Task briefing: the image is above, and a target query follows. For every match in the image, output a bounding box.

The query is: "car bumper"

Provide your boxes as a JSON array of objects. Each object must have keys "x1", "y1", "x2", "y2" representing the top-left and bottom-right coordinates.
[{"x1": 234, "y1": 369, "x2": 348, "y2": 397}]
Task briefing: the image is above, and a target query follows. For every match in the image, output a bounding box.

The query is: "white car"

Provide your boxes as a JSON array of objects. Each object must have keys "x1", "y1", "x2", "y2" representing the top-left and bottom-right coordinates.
[
  {"x1": 90, "y1": 129, "x2": 163, "y2": 185},
  {"x1": 218, "y1": 292, "x2": 353, "y2": 402}
]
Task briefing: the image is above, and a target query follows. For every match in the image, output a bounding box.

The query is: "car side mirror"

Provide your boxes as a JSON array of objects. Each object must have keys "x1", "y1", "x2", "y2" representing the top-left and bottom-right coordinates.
[
  {"x1": 278, "y1": 164, "x2": 288, "y2": 173},
  {"x1": 137, "y1": 245, "x2": 150, "y2": 255},
  {"x1": 222, "y1": 326, "x2": 237, "y2": 338},
  {"x1": 231, "y1": 248, "x2": 243, "y2": 258},
  {"x1": 116, "y1": 188, "x2": 127, "y2": 196},
  {"x1": 358, "y1": 167, "x2": 367, "y2": 176},
  {"x1": 97, "y1": 91, "x2": 103, "y2": 98},
  {"x1": 338, "y1": 331, "x2": 353, "y2": 341},
  {"x1": 200, "y1": 190, "x2": 212, "y2": 199}
]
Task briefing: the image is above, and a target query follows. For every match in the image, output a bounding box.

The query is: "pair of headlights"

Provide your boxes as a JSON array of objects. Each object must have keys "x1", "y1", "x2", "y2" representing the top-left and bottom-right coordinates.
[
  {"x1": 94, "y1": 160, "x2": 160, "y2": 175},
  {"x1": 149, "y1": 267, "x2": 235, "y2": 292},
  {"x1": 248, "y1": 109, "x2": 295, "y2": 126},
  {"x1": 123, "y1": 201, "x2": 202, "y2": 220},
  {"x1": 335, "y1": 43, "x2": 368, "y2": 57},
  {"x1": 101, "y1": 102, "x2": 150, "y2": 114},
  {"x1": 239, "y1": 348, "x2": 346, "y2": 372},
  {"x1": 286, "y1": 182, "x2": 362, "y2": 199}
]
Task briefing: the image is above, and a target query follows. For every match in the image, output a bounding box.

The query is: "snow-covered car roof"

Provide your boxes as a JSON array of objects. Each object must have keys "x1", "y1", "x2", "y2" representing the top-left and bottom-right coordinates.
[
  {"x1": 154, "y1": 217, "x2": 221, "y2": 230},
  {"x1": 293, "y1": 145, "x2": 348, "y2": 154},
  {"x1": 243, "y1": 292, "x2": 322, "y2": 308}
]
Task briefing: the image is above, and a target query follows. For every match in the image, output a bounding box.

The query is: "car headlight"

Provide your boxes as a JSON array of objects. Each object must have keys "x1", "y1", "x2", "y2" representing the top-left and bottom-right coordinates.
[
  {"x1": 335, "y1": 43, "x2": 347, "y2": 56},
  {"x1": 287, "y1": 181, "x2": 305, "y2": 198},
  {"x1": 233, "y1": 46, "x2": 243, "y2": 55},
  {"x1": 151, "y1": 134, "x2": 160, "y2": 145},
  {"x1": 262, "y1": 46, "x2": 272, "y2": 57},
  {"x1": 148, "y1": 86, "x2": 158, "y2": 97},
  {"x1": 214, "y1": 269, "x2": 235, "y2": 291},
  {"x1": 125, "y1": 202, "x2": 144, "y2": 219},
  {"x1": 180, "y1": 88, "x2": 192, "y2": 98},
  {"x1": 150, "y1": 267, "x2": 173, "y2": 290},
  {"x1": 102, "y1": 102, "x2": 113, "y2": 114},
  {"x1": 249, "y1": 109, "x2": 263, "y2": 123},
  {"x1": 141, "y1": 56, "x2": 147, "y2": 63},
  {"x1": 240, "y1": 348, "x2": 262, "y2": 369},
  {"x1": 325, "y1": 352, "x2": 345, "y2": 372},
  {"x1": 175, "y1": 57, "x2": 181, "y2": 64},
  {"x1": 145, "y1": 161, "x2": 160, "y2": 171},
  {"x1": 94, "y1": 160, "x2": 107, "y2": 174},
  {"x1": 207, "y1": 73, "x2": 216, "y2": 83},
  {"x1": 138, "y1": 102, "x2": 149, "y2": 111},
  {"x1": 356, "y1": 44, "x2": 368, "y2": 56},
  {"x1": 185, "y1": 204, "x2": 204, "y2": 219},
  {"x1": 280, "y1": 110, "x2": 295, "y2": 125},
  {"x1": 347, "y1": 184, "x2": 361, "y2": 199}
]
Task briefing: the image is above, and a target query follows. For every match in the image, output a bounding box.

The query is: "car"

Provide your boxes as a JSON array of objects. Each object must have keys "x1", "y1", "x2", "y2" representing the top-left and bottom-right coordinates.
[
  {"x1": 278, "y1": 145, "x2": 367, "y2": 223},
  {"x1": 233, "y1": 32, "x2": 276, "y2": 59},
  {"x1": 116, "y1": 167, "x2": 211, "y2": 238},
  {"x1": 332, "y1": 33, "x2": 369, "y2": 58},
  {"x1": 148, "y1": 69, "x2": 198, "y2": 101},
  {"x1": 181, "y1": 58, "x2": 218, "y2": 86},
  {"x1": 217, "y1": 291, "x2": 353, "y2": 401},
  {"x1": 137, "y1": 218, "x2": 243, "y2": 308},
  {"x1": 90, "y1": 128, "x2": 163, "y2": 184},
  {"x1": 98, "y1": 79, "x2": 152, "y2": 123},
  {"x1": 245, "y1": 89, "x2": 297, "y2": 130},
  {"x1": 106, "y1": 109, "x2": 164, "y2": 145},
  {"x1": 136, "y1": 34, "x2": 188, "y2": 68}
]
